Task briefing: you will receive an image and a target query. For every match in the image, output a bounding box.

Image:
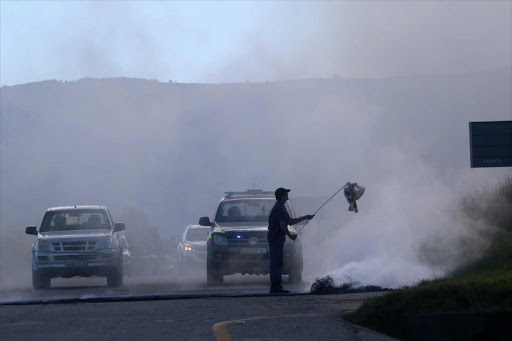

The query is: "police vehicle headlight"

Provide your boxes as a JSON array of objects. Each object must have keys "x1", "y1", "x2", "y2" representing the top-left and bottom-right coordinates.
[
  {"x1": 36, "y1": 240, "x2": 50, "y2": 252},
  {"x1": 213, "y1": 234, "x2": 229, "y2": 246},
  {"x1": 99, "y1": 236, "x2": 113, "y2": 249}
]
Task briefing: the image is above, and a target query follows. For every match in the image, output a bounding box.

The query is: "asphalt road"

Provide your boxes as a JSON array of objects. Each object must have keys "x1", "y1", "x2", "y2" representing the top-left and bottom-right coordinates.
[
  {"x1": 0, "y1": 274, "x2": 396, "y2": 340},
  {"x1": 0, "y1": 292, "x2": 393, "y2": 341}
]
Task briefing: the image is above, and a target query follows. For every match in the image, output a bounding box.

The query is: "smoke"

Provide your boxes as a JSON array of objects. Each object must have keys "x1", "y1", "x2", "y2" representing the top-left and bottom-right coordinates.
[{"x1": 300, "y1": 164, "x2": 490, "y2": 288}]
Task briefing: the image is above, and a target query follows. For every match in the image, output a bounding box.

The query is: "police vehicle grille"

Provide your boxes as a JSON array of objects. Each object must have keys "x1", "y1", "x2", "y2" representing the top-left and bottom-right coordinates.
[
  {"x1": 225, "y1": 232, "x2": 268, "y2": 245},
  {"x1": 52, "y1": 241, "x2": 97, "y2": 251}
]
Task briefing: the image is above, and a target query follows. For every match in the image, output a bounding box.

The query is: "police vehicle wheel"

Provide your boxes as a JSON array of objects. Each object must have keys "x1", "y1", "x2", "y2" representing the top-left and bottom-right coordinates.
[
  {"x1": 107, "y1": 265, "x2": 123, "y2": 287},
  {"x1": 206, "y1": 268, "x2": 223, "y2": 285},
  {"x1": 32, "y1": 270, "x2": 50, "y2": 289},
  {"x1": 289, "y1": 270, "x2": 302, "y2": 284},
  {"x1": 206, "y1": 259, "x2": 223, "y2": 285},
  {"x1": 206, "y1": 252, "x2": 223, "y2": 285}
]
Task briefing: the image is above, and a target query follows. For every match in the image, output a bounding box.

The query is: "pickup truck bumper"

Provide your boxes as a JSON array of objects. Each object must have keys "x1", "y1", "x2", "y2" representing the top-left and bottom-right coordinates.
[
  {"x1": 208, "y1": 243, "x2": 301, "y2": 276},
  {"x1": 32, "y1": 249, "x2": 121, "y2": 278}
]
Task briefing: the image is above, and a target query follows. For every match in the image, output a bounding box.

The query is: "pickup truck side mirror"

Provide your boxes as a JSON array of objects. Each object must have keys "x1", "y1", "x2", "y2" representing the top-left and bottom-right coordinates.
[
  {"x1": 114, "y1": 222, "x2": 126, "y2": 232},
  {"x1": 175, "y1": 236, "x2": 182, "y2": 243},
  {"x1": 199, "y1": 217, "x2": 212, "y2": 226},
  {"x1": 26, "y1": 226, "x2": 37, "y2": 235}
]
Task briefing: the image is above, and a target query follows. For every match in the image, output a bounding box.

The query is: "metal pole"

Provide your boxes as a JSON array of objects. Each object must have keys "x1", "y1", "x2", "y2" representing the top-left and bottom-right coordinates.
[{"x1": 296, "y1": 182, "x2": 350, "y2": 235}]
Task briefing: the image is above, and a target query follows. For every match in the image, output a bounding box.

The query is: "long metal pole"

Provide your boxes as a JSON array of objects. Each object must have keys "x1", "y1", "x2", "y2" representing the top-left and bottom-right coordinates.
[{"x1": 296, "y1": 182, "x2": 350, "y2": 235}]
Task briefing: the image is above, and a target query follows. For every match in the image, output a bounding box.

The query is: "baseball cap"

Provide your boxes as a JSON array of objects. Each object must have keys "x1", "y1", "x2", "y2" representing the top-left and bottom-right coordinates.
[{"x1": 275, "y1": 187, "x2": 290, "y2": 198}]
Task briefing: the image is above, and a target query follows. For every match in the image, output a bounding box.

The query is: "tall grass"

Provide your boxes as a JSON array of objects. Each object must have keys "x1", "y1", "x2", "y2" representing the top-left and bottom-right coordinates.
[{"x1": 460, "y1": 176, "x2": 512, "y2": 234}]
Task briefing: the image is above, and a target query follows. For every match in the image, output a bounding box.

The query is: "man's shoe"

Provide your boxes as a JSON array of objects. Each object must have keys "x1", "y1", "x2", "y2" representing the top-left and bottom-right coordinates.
[{"x1": 269, "y1": 285, "x2": 291, "y2": 294}]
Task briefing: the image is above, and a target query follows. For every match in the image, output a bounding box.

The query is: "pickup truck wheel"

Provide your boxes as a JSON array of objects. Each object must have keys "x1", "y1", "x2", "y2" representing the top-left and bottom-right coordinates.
[
  {"x1": 288, "y1": 270, "x2": 302, "y2": 284},
  {"x1": 32, "y1": 270, "x2": 50, "y2": 290},
  {"x1": 107, "y1": 266, "x2": 123, "y2": 287}
]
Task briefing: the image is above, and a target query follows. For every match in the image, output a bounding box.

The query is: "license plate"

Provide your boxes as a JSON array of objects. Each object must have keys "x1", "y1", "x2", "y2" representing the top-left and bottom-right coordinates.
[
  {"x1": 240, "y1": 248, "x2": 267, "y2": 254},
  {"x1": 65, "y1": 259, "x2": 88, "y2": 266}
]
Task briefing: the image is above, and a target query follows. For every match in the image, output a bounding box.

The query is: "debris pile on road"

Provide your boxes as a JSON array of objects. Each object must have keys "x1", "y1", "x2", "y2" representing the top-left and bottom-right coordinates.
[{"x1": 310, "y1": 275, "x2": 391, "y2": 295}]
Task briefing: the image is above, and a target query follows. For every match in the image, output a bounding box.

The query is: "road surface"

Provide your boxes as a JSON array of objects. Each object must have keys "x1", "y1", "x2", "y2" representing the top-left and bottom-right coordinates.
[{"x1": 0, "y1": 274, "x2": 396, "y2": 340}]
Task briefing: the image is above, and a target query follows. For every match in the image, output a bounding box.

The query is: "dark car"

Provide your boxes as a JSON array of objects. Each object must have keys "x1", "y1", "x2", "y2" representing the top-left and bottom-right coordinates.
[{"x1": 199, "y1": 190, "x2": 303, "y2": 286}]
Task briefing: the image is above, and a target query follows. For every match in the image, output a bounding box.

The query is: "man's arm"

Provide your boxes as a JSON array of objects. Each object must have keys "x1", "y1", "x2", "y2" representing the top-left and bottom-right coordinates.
[
  {"x1": 280, "y1": 215, "x2": 315, "y2": 240},
  {"x1": 288, "y1": 216, "x2": 305, "y2": 226},
  {"x1": 280, "y1": 221, "x2": 295, "y2": 239}
]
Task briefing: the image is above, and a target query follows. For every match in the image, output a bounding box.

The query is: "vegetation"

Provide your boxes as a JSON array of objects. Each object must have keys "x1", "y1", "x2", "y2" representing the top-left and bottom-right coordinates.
[{"x1": 344, "y1": 177, "x2": 512, "y2": 338}]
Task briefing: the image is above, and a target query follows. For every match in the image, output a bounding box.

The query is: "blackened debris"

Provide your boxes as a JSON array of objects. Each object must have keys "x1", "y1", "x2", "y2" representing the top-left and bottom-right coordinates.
[{"x1": 310, "y1": 275, "x2": 392, "y2": 295}]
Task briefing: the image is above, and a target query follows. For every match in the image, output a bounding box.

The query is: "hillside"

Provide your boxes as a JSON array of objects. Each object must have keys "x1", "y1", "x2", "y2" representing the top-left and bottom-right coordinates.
[{"x1": 2, "y1": 70, "x2": 510, "y2": 232}]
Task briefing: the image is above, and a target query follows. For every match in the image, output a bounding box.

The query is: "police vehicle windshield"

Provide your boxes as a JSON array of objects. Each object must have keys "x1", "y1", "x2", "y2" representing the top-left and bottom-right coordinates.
[{"x1": 215, "y1": 199, "x2": 277, "y2": 223}]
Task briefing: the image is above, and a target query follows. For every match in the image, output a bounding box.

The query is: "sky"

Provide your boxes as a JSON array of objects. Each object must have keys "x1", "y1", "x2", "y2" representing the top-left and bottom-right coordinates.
[{"x1": 1, "y1": 1, "x2": 511, "y2": 86}]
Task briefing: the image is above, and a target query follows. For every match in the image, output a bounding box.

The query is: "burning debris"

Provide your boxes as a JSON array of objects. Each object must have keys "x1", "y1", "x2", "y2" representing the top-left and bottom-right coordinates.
[{"x1": 310, "y1": 275, "x2": 391, "y2": 295}]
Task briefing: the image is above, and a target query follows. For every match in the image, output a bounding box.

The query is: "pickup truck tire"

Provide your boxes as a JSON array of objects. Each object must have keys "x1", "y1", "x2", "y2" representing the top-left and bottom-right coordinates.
[
  {"x1": 107, "y1": 265, "x2": 123, "y2": 287},
  {"x1": 32, "y1": 270, "x2": 50, "y2": 290},
  {"x1": 206, "y1": 258, "x2": 223, "y2": 286}
]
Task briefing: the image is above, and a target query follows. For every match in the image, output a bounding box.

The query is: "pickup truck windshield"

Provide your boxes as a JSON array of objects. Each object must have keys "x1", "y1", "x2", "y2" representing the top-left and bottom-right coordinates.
[
  {"x1": 216, "y1": 199, "x2": 281, "y2": 223},
  {"x1": 40, "y1": 209, "x2": 112, "y2": 232}
]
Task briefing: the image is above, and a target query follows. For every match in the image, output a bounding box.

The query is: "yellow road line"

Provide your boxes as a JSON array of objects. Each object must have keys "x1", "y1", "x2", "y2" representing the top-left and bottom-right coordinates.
[{"x1": 212, "y1": 312, "x2": 337, "y2": 341}]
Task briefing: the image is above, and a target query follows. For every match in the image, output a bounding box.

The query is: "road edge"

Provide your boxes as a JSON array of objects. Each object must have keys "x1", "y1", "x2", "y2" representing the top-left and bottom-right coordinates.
[
  {"x1": 342, "y1": 318, "x2": 399, "y2": 341},
  {"x1": 0, "y1": 291, "x2": 310, "y2": 306}
]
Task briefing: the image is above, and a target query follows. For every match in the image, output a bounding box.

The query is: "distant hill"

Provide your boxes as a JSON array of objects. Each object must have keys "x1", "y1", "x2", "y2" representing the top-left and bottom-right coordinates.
[{"x1": 1, "y1": 70, "x2": 511, "y2": 233}]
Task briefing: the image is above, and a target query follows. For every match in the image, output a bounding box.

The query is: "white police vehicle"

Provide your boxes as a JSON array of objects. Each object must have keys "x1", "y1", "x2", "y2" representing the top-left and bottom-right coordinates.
[
  {"x1": 199, "y1": 190, "x2": 303, "y2": 285},
  {"x1": 176, "y1": 224, "x2": 209, "y2": 268}
]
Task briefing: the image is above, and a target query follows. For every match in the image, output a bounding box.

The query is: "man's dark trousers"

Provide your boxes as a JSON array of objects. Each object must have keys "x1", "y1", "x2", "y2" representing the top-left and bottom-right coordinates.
[{"x1": 268, "y1": 233, "x2": 285, "y2": 283}]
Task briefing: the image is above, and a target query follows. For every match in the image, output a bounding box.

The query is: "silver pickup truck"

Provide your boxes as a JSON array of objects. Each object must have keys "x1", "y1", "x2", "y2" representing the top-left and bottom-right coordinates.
[{"x1": 26, "y1": 205, "x2": 126, "y2": 289}]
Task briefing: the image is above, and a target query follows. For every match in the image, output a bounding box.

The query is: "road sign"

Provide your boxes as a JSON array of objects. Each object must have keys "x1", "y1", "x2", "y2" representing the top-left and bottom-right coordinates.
[{"x1": 469, "y1": 121, "x2": 512, "y2": 168}]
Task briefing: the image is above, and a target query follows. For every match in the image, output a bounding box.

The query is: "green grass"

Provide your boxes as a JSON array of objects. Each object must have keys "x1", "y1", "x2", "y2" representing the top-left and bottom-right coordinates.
[
  {"x1": 344, "y1": 253, "x2": 512, "y2": 338},
  {"x1": 344, "y1": 178, "x2": 512, "y2": 338}
]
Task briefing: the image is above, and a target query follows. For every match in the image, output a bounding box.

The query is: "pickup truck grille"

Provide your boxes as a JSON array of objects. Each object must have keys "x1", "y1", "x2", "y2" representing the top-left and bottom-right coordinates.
[
  {"x1": 53, "y1": 254, "x2": 97, "y2": 261},
  {"x1": 225, "y1": 232, "x2": 268, "y2": 245},
  {"x1": 52, "y1": 241, "x2": 97, "y2": 251}
]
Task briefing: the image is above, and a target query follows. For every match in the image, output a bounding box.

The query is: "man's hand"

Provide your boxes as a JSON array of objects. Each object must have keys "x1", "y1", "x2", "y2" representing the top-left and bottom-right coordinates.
[
  {"x1": 305, "y1": 214, "x2": 315, "y2": 220},
  {"x1": 289, "y1": 234, "x2": 297, "y2": 241}
]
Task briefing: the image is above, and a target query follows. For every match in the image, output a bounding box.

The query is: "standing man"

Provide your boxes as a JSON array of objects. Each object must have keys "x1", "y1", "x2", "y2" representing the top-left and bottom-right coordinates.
[{"x1": 268, "y1": 187, "x2": 314, "y2": 293}]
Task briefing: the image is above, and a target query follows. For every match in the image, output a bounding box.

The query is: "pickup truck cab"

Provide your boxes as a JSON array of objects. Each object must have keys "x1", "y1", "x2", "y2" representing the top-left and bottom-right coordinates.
[
  {"x1": 199, "y1": 190, "x2": 303, "y2": 286},
  {"x1": 26, "y1": 205, "x2": 126, "y2": 289}
]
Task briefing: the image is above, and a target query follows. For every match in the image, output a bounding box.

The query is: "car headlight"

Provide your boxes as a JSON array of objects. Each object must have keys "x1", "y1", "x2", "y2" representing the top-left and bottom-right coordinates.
[
  {"x1": 184, "y1": 246, "x2": 194, "y2": 251},
  {"x1": 36, "y1": 240, "x2": 50, "y2": 251},
  {"x1": 213, "y1": 234, "x2": 229, "y2": 246},
  {"x1": 99, "y1": 236, "x2": 113, "y2": 249}
]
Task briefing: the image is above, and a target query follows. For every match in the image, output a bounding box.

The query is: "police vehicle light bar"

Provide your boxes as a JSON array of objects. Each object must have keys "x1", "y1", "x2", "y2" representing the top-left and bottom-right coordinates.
[{"x1": 224, "y1": 189, "x2": 274, "y2": 197}]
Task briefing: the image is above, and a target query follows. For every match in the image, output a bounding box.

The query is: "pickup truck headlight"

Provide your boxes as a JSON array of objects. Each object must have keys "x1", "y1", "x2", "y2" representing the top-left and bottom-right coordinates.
[
  {"x1": 36, "y1": 240, "x2": 50, "y2": 251},
  {"x1": 99, "y1": 236, "x2": 113, "y2": 249},
  {"x1": 213, "y1": 234, "x2": 229, "y2": 246}
]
